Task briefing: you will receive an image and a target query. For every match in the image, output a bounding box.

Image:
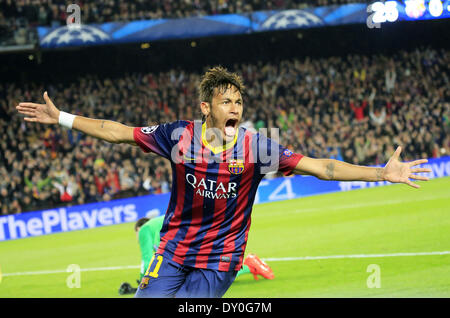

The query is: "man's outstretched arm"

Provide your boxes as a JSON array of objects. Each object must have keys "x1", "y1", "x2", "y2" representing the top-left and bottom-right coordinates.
[
  {"x1": 293, "y1": 146, "x2": 431, "y2": 189},
  {"x1": 16, "y1": 91, "x2": 136, "y2": 145}
]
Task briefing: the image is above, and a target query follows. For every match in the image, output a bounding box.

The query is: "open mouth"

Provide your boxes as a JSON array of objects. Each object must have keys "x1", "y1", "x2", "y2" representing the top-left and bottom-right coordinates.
[{"x1": 224, "y1": 118, "x2": 238, "y2": 137}]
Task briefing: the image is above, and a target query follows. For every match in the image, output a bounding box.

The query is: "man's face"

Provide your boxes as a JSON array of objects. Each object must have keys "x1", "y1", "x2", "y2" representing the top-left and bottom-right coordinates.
[{"x1": 202, "y1": 85, "x2": 243, "y2": 143}]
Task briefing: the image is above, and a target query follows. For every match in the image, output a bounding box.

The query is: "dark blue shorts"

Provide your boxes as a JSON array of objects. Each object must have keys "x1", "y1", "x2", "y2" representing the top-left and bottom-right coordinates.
[{"x1": 134, "y1": 253, "x2": 237, "y2": 298}]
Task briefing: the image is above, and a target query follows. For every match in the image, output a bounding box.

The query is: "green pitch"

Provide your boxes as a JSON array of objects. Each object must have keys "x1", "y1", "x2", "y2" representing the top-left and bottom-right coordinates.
[{"x1": 1, "y1": 177, "x2": 449, "y2": 298}]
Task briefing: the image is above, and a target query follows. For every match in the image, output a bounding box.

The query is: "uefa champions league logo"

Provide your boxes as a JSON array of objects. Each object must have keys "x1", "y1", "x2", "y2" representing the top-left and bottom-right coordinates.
[
  {"x1": 260, "y1": 10, "x2": 324, "y2": 30},
  {"x1": 41, "y1": 4, "x2": 110, "y2": 47},
  {"x1": 141, "y1": 126, "x2": 159, "y2": 134},
  {"x1": 41, "y1": 24, "x2": 110, "y2": 47}
]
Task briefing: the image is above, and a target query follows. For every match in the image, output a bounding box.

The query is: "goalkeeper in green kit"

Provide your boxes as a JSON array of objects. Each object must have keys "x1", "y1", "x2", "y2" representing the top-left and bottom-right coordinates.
[{"x1": 118, "y1": 216, "x2": 275, "y2": 295}]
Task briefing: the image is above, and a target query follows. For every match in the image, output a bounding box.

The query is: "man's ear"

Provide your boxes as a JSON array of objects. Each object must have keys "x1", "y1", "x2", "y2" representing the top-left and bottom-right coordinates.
[{"x1": 200, "y1": 101, "x2": 210, "y2": 117}]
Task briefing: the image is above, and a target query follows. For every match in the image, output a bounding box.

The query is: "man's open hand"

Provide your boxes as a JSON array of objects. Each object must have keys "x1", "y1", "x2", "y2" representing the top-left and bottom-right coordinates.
[
  {"x1": 16, "y1": 91, "x2": 60, "y2": 125},
  {"x1": 383, "y1": 146, "x2": 431, "y2": 189}
]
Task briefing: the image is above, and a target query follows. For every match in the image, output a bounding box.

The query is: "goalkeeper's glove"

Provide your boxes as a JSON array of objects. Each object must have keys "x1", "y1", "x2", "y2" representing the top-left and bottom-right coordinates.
[{"x1": 118, "y1": 282, "x2": 137, "y2": 295}]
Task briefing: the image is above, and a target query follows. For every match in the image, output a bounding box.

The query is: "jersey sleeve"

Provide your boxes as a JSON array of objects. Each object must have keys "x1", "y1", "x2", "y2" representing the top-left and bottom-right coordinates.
[
  {"x1": 278, "y1": 147, "x2": 303, "y2": 176},
  {"x1": 254, "y1": 132, "x2": 303, "y2": 176},
  {"x1": 133, "y1": 121, "x2": 188, "y2": 160}
]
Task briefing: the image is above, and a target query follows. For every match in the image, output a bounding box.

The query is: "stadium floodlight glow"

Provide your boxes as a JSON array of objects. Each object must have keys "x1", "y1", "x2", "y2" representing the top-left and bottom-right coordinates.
[{"x1": 429, "y1": 0, "x2": 444, "y2": 17}]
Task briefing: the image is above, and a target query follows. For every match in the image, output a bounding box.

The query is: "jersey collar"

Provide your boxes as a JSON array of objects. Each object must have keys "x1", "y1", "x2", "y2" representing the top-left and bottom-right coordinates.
[{"x1": 201, "y1": 121, "x2": 239, "y2": 155}]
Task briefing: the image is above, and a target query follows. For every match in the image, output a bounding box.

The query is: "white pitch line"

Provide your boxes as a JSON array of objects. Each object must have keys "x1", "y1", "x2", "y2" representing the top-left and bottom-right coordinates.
[
  {"x1": 2, "y1": 251, "x2": 450, "y2": 277},
  {"x1": 263, "y1": 251, "x2": 450, "y2": 262},
  {"x1": 2, "y1": 265, "x2": 139, "y2": 277}
]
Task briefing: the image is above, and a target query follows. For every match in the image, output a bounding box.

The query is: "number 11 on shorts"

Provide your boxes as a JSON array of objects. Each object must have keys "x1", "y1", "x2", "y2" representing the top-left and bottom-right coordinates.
[{"x1": 145, "y1": 255, "x2": 163, "y2": 278}]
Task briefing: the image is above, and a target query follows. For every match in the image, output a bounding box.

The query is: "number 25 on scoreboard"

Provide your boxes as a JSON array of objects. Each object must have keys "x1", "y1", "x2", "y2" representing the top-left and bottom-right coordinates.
[{"x1": 367, "y1": 1, "x2": 399, "y2": 29}]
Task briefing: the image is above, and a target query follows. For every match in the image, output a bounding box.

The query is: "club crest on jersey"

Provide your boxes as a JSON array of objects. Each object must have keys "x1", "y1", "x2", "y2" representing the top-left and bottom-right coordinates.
[
  {"x1": 283, "y1": 149, "x2": 293, "y2": 157},
  {"x1": 228, "y1": 159, "x2": 244, "y2": 174},
  {"x1": 139, "y1": 277, "x2": 149, "y2": 290},
  {"x1": 141, "y1": 125, "x2": 159, "y2": 134}
]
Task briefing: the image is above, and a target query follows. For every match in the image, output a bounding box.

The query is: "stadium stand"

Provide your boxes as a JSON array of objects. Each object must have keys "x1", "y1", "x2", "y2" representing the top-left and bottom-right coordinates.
[
  {"x1": 2, "y1": 1, "x2": 371, "y2": 25},
  {"x1": 0, "y1": 45, "x2": 449, "y2": 215},
  {"x1": 0, "y1": 0, "x2": 371, "y2": 45}
]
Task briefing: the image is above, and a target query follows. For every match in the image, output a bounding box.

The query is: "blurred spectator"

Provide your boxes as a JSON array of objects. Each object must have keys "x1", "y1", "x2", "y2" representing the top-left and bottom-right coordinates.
[{"x1": 350, "y1": 97, "x2": 367, "y2": 122}]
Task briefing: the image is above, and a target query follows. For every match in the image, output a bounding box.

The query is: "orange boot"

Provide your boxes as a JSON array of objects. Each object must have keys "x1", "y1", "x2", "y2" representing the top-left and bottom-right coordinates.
[{"x1": 244, "y1": 254, "x2": 274, "y2": 280}]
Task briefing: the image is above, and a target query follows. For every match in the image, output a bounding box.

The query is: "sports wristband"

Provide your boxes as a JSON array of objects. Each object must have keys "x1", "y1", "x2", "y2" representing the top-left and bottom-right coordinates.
[{"x1": 58, "y1": 111, "x2": 76, "y2": 129}]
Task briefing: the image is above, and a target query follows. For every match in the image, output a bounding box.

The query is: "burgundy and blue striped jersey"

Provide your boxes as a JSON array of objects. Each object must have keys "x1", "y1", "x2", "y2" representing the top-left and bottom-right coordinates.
[{"x1": 133, "y1": 120, "x2": 303, "y2": 271}]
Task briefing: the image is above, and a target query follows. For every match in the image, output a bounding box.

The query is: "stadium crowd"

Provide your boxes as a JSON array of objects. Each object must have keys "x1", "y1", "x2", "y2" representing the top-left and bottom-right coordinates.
[
  {"x1": 0, "y1": 0, "x2": 370, "y2": 45},
  {"x1": 2, "y1": 0, "x2": 372, "y2": 24},
  {"x1": 0, "y1": 46, "x2": 449, "y2": 215}
]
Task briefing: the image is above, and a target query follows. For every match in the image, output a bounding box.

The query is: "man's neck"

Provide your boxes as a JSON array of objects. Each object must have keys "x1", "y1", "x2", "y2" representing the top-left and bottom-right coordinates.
[{"x1": 203, "y1": 120, "x2": 235, "y2": 150}]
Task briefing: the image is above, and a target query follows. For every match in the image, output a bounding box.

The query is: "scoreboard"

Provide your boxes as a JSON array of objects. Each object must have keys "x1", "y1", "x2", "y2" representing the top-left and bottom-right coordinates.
[{"x1": 367, "y1": 0, "x2": 450, "y2": 26}]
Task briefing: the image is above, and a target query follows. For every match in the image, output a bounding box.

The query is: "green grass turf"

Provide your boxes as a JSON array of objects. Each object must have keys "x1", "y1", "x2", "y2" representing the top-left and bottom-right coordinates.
[{"x1": 0, "y1": 177, "x2": 449, "y2": 298}]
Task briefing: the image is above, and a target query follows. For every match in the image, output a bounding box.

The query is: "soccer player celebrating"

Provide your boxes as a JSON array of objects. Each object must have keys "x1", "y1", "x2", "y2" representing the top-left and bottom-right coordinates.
[
  {"x1": 119, "y1": 215, "x2": 274, "y2": 295},
  {"x1": 16, "y1": 66, "x2": 431, "y2": 298},
  {"x1": 118, "y1": 216, "x2": 275, "y2": 294},
  {"x1": 118, "y1": 216, "x2": 274, "y2": 295}
]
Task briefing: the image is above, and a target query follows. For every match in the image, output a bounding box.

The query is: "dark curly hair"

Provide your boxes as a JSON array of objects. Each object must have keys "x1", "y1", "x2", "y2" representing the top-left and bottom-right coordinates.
[{"x1": 199, "y1": 66, "x2": 246, "y2": 104}]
